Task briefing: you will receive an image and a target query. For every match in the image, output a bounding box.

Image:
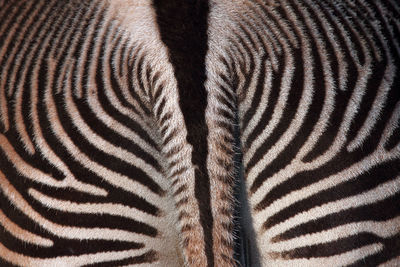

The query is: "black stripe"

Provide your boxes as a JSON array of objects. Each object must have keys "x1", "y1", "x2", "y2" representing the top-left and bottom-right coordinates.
[
  {"x1": 32, "y1": 11, "x2": 160, "y2": 216},
  {"x1": 243, "y1": 3, "x2": 287, "y2": 148},
  {"x1": 250, "y1": 0, "x2": 327, "y2": 194},
  {"x1": 0, "y1": 186, "x2": 145, "y2": 258},
  {"x1": 0, "y1": 257, "x2": 17, "y2": 267},
  {"x1": 233, "y1": 27, "x2": 256, "y2": 106},
  {"x1": 4, "y1": 1, "x2": 65, "y2": 181},
  {"x1": 152, "y1": 1, "x2": 213, "y2": 266},
  {"x1": 263, "y1": 159, "x2": 400, "y2": 231},
  {"x1": 248, "y1": 49, "x2": 304, "y2": 192},
  {"x1": 385, "y1": 110, "x2": 400, "y2": 150},
  {"x1": 0, "y1": 0, "x2": 39, "y2": 80},
  {"x1": 302, "y1": 1, "x2": 360, "y2": 162},
  {"x1": 347, "y1": 234, "x2": 400, "y2": 267},
  {"x1": 347, "y1": 60, "x2": 386, "y2": 144},
  {"x1": 272, "y1": 192, "x2": 400, "y2": 259},
  {"x1": 271, "y1": 232, "x2": 399, "y2": 260}
]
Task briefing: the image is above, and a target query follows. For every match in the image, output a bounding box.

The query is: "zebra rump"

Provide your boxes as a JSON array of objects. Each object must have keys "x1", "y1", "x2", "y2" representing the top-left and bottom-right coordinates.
[{"x1": 0, "y1": 0, "x2": 399, "y2": 266}]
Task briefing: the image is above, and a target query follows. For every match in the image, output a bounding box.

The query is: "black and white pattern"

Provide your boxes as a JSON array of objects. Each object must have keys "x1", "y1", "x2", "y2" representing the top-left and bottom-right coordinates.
[{"x1": 0, "y1": 0, "x2": 399, "y2": 266}]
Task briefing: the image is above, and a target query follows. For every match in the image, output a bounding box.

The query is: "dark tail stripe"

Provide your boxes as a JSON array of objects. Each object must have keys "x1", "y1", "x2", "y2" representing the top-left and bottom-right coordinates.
[{"x1": 153, "y1": 1, "x2": 214, "y2": 266}]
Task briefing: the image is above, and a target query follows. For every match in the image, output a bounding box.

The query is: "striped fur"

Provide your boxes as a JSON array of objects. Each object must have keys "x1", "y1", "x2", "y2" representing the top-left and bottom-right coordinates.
[
  {"x1": 207, "y1": 0, "x2": 400, "y2": 266},
  {"x1": 1, "y1": 0, "x2": 399, "y2": 266},
  {"x1": 0, "y1": 1, "x2": 188, "y2": 266}
]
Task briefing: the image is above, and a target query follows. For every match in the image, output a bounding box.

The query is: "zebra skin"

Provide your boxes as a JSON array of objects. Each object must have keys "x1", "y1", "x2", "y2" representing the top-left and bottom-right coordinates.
[{"x1": 0, "y1": 0, "x2": 399, "y2": 266}]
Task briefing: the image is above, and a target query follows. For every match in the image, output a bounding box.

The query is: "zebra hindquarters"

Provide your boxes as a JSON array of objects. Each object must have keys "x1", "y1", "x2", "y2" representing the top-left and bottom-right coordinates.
[
  {"x1": 206, "y1": 0, "x2": 400, "y2": 266},
  {"x1": 0, "y1": 1, "x2": 190, "y2": 266},
  {"x1": 1, "y1": 0, "x2": 400, "y2": 266}
]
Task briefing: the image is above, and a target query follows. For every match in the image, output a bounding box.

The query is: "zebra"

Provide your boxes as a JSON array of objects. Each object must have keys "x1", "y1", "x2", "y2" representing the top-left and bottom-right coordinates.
[
  {"x1": 208, "y1": 1, "x2": 400, "y2": 266},
  {"x1": 0, "y1": 0, "x2": 399, "y2": 266}
]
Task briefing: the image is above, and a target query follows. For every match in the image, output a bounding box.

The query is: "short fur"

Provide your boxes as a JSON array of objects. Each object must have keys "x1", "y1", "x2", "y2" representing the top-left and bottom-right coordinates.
[{"x1": 0, "y1": 0, "x2": 399, "y2": 266}]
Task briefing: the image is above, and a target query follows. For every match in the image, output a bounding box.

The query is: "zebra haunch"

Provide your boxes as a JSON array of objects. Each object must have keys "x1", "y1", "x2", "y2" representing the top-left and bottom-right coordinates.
[{"x1": 0, "y1": 0, "x2": 399, "y2": 266}]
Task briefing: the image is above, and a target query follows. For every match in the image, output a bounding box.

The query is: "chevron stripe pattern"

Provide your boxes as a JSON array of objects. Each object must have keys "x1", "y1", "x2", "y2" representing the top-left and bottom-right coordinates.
[{"x1": 0, "y1": 0, "x2": 399, "y2": 266}]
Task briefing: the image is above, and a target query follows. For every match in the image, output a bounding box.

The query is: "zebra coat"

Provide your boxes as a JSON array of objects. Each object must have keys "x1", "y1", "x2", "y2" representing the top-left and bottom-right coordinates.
[{"x1": 0, "y1": 0, "x2": 399, "y2": 266}]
